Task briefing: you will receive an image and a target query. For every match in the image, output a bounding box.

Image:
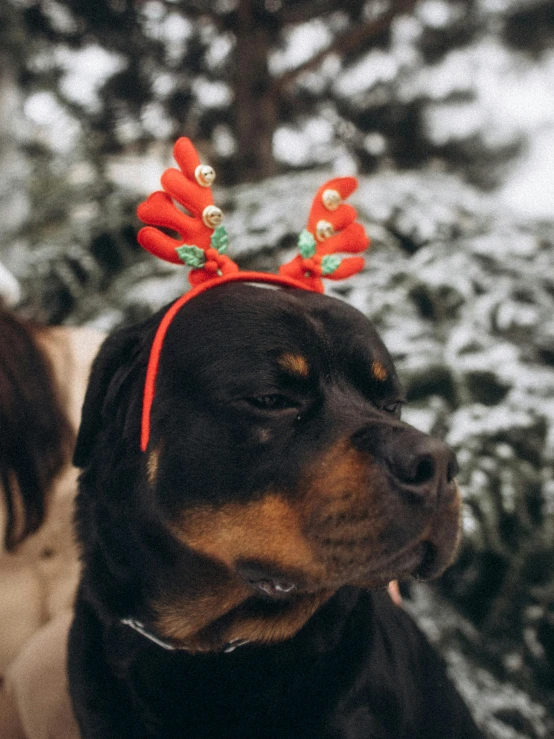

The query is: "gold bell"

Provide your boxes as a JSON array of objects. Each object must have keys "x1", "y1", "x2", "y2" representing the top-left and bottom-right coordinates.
[
  {"x1": 195, "y1": 164, "x2": 216, "y2": 187},
  {"x1": 202, "y1": 205, "x2": 223, "y2": 229},
  {"x1": 322, "y1": 189, "x2": 342, "y2": 211},
  {"x1": 316, "y1": 220, "x2": 334, "y2": 242}
]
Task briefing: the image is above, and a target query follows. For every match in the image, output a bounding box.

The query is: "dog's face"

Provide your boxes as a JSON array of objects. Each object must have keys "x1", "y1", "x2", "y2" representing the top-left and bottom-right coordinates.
[{"x1": 76, "y1": 284, "x2": 461, "y2": 653}]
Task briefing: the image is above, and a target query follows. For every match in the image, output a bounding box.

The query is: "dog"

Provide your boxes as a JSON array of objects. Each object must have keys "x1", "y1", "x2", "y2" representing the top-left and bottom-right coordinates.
[{"x1": 68, "y1": 280, "x2": 484, "y2": 738}]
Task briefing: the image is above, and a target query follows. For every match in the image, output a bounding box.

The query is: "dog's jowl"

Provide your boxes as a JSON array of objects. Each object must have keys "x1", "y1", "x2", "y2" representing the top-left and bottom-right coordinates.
[{"x1": 69, "y1": 284, "x2": 483, "y2": 738}]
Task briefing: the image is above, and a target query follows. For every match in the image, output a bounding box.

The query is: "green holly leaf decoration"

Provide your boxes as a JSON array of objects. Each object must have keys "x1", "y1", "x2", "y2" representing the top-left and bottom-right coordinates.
[
  {"x1": 210, "y1": 225, "x2": 229, "y2": 254},
  {"x1": 176, "y1": 244, "x2": 206, "y2": 268},
  {"x1": 321, "y1": 255, "x2": 341, "y2": 275},
  {"x1": 297, "y1": 229, "x2": 316, "y2": 258}
]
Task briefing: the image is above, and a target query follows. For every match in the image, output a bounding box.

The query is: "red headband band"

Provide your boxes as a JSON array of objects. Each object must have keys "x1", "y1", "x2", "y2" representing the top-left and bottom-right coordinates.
[{"x1": 137, "y1": 138, "x2": 370, "y2": 451}]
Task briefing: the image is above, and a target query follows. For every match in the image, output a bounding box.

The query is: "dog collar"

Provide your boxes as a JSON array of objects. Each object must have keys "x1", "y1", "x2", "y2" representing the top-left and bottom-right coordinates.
[
  {"x1": 121, "y1": 617, "x2": 250, "y2": 653},
  {"x1": 137, "y1": 137, "x2": 371, "y2": 451}
]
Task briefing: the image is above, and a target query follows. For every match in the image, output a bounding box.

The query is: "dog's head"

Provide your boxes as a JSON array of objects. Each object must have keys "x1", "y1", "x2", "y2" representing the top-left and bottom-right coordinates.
[{"x1": 75, "y1": 283, "x2": 461, "y2": 652}]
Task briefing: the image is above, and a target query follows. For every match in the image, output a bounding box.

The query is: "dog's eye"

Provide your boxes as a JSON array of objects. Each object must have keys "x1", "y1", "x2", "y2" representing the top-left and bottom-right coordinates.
[
  {"x1": 383, "y1": 401, "x2": 402, "y2": 417},
  {"x1": 247, "y1": 394, "x2": 295, "y2": 411}
]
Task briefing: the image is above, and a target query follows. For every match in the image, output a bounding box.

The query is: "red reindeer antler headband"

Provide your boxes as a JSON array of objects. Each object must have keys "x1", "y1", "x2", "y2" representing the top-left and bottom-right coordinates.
[{"x1": 138, "y1": 137, "x2": 370, "y2": 451}]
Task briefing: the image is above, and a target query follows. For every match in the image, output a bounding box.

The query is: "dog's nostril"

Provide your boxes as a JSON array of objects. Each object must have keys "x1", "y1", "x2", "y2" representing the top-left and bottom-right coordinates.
[
  {"x1": 387, "y1": 437, "x2": 457, "y2": 500},
  {"x1": 411, "y1": 455, "x2": 436, "y2": 486},
  {"x1": 391, "y1": 450, "x2": 438, "y2": 491}
]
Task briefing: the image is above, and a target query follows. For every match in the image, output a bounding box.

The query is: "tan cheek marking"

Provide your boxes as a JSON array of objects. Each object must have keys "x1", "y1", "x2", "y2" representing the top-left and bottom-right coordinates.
[
  {"x1": 278, "y1": 352, "x2": 310, "y2": 378},
  {"x1": 371, "y1": 360, "x2": 388, "y2": 382},
  {"x1": 304, "y1": 440, "x2": 375, "y2": 503},
  {"x1": 154, "y1": 441, "x2": 382, "y2": 650},
  {"x1": 154, "y1": 580, "x2": 251, "y2": 643},
  {"x1": 189, "y1": 590, "x2": 333, "y2": 652},
  {"x1": 171, "y1": 494, "x2": 319, "y2": 574},
  {"x1": 146, "y1": 446, "x2": 161, "y2": 487},
  {"x1": 154, "y1": 586, "x2": 333, "y2": 652}
]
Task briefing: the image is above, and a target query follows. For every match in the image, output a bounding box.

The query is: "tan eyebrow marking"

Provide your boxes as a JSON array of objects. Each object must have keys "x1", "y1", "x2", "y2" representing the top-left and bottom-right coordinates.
[
  {"x1": 278, "y1": 352, "x2": 310, "y2": 378},
  {"x1": 371, "y1": 360, "x2": 388, "y2": 381}
]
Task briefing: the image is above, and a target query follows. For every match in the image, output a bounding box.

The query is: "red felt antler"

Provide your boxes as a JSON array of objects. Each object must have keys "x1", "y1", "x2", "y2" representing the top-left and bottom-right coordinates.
[
  {"x1": 137, "y1": 138, "x2": 238, "y2": 285},
  {"x1": 137, "y1": 139, "x2": 369, "y2": 292},
  {"x1": 279, "y1": 177, "x2": 370, "y2": 292}
]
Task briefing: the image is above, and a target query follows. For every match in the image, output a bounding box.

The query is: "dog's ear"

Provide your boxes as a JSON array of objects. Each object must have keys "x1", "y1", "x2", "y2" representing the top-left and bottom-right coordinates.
[{"x1": 73, "y1": 325, "x2": 147, "y2": 468}]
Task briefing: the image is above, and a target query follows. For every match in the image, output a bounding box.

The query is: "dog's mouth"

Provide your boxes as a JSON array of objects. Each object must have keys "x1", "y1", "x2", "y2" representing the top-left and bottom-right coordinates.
[
  {"x1": 236, "y1": 539, "x2": 439, "y2": 601},
  {"x1": 237, "y1": 563, "x2": 299, "y2": 600},
  {"x1": 248, "y1": 578, "x2": 298, "y2": 599}
]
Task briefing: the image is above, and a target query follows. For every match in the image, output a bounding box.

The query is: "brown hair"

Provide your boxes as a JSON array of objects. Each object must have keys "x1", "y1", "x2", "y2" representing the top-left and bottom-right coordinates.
[{"x1": 0, "y1": 306, "x2": 74, "y2": 550}]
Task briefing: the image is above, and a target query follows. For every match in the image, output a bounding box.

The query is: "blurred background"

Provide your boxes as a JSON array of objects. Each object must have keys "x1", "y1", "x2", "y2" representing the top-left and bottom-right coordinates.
[{"x1": 0, "y1": 1, "x2": 553, "y2": 736}]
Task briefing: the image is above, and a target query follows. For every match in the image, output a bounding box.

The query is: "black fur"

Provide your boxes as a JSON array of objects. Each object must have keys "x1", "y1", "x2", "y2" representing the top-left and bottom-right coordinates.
[{"x1": 69, "y1": 284, "x2": 483, "y2": 738}]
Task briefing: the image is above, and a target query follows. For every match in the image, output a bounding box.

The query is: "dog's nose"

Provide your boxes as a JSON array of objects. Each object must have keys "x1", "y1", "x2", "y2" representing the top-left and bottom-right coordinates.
[
  {"x1": 352, "y1": 422, "x2": 459, "y2": 505},
  {"x1": 386, "y1": 435, "x2": 459, "y2": 503}
]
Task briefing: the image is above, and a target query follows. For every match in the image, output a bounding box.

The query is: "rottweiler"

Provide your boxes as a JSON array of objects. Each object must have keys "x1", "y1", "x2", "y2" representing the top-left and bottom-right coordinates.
[{"x1": 68, "y1": 281, "x2": 483, "y2": 738}]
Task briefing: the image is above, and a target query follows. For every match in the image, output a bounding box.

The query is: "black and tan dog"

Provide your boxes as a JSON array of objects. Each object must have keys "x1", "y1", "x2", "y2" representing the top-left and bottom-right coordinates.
[{"x1": 68, "y1": 282, "x2": 483, "y2": 738}]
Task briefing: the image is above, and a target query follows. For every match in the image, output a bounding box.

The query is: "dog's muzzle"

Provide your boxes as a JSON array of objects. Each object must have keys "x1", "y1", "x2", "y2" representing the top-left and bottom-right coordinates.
[{"x1": 352, "y1": 420, "x2": 459, "y2": 507}]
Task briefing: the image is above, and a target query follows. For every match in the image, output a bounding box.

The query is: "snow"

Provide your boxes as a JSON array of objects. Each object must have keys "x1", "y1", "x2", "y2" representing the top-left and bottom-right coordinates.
[
  {"x1": 141, "y1": 101, "x2": 174, "y2": 138},
  {"x1": 273, "y1": 119, "x2": 335, "y2": 166},
  {"x1": 333, "y1": 50, "x2": 399, "y2": 97},
  {"x1": 446, "y1": 404, "x2": 540, "y2": 448},
  {"x1": 141, "y1": 5, "x2": 192, "y2": 63},
  {"x1": 23, "y1": 91, "x2": 81, "y2": 152},
  {"x1": 409, "y1": 39, "x2": 554, "y2": 218},
  {"x1": 42, "y1": 0, "x2": 78, "y2": 33},
  {"x1": 106, "y1": 144, "x2": 175, "y2": 194},
  {"x1": 416, "y1": 0, "x2": 457, "y2": 28},
  {"x1": 500, "y1": 128, "x2": 554, "y2": 218},
  {"x1": 56, "y1": 45, "x2": 126, "y2": 113},
  {"x1": 205, "y1": 33, "x2": 235, "y2": 70},
  {"x1": 192, "y1": 78, "x2": 233, "y2": 108},
  {"x1": 213, "y1": 125, "x2": 237, "y2": 157},
  {"x1": 269, "y1": 19, "x2": 332, "y2": 75},
  {"x1": 20, "y1": 44, "x2": 125, "y2": 149}
]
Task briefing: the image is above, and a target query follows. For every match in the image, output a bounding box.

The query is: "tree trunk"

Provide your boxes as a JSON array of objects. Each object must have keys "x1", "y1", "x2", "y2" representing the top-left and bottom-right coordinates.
[{"x1": 232, "y1": 1, "x2": 278, "y2": 182}]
